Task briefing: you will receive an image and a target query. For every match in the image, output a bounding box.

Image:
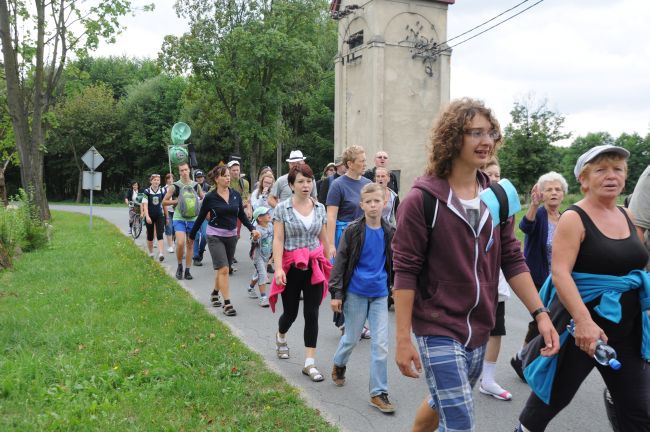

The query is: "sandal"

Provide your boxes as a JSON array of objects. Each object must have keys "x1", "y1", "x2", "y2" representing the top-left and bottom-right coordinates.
[
  {"x1": 276, "y1": 337, "x2": 290, "y2": 359},
  {"x1": 302, "y1": 365, "x2": 324, "y2": 382},
  {"x1": 223, "y1": 303, "x2": 237, "y2": 316},
  {"x1": 210, "y1": 291, "x2": 222, "y2": 308}
]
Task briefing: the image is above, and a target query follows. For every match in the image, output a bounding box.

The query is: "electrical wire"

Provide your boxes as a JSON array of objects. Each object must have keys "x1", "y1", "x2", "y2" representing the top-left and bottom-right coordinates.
[
  {"x1": 441, "y1": 0, "x2": 531, "y2": 45},
  {"x1": 437, "y1": 0, "x2": 545, "y2": 54}
]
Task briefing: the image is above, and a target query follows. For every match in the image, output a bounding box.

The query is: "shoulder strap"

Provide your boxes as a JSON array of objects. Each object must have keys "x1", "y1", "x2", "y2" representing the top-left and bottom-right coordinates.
[
  {"x1": 421, "y1": 189, "x2": 438, "y2": 233},
  {"x1": 488, "y1": 183, "x2": 510, "y2": 227}
]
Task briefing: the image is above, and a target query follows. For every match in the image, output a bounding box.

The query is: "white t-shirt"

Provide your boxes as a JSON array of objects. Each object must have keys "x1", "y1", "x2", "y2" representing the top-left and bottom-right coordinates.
[{"x1": 292, "y1": 208, "x2": 314, "y2": 230}]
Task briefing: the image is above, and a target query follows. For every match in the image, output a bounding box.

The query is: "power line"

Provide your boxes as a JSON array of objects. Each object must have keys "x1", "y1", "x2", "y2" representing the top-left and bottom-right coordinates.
[
  {"x1": 442, "y1": 0, "x2": 531, "y2": 45},
  {"x1": 437, "y1": 0, "x2": 545, "y2": 54}
]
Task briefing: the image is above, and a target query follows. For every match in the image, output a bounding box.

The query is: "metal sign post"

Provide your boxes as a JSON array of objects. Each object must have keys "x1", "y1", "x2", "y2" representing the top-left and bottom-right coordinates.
[{"x1": 81, "y1": 146, "x2": 104, "y2": 229}]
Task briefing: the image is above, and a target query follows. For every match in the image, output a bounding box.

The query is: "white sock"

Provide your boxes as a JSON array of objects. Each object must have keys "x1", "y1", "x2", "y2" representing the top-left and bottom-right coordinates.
[
  {"x1": 276, "y1": 333, "x2": 286, "y2": 343},
  {"x1": 304, "y1": 357, "x2": 315, "y2": 368},
  {"x1": 482, "y1": 361, "x2": 496, "y2": 386}
]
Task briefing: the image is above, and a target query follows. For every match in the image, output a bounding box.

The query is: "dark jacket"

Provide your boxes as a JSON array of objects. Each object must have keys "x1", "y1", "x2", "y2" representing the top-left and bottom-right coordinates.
[
  {"x1": 189, "y1": 188, "x2": 254, "y2": 240},
  {"x1": 317, "y1": 173, "x2": 341, "y2": 205},
  {"x1": 392, "y1": 173, "x2": 529, "y2": 349},
  {"x1": 329, "y1": 216, "x2": 395, "y2": 300},
  {"x1": 519, "y1": 206, "x2": 553, "y2": 288},
  {"x1": 363, "y1": 167, "x2": 399, "y2": 194}
]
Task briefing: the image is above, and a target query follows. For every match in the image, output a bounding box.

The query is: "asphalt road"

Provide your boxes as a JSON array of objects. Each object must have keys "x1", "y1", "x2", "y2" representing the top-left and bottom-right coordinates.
[{"x1": 53, "y1": 204, "x2": 612, "y2": 432}]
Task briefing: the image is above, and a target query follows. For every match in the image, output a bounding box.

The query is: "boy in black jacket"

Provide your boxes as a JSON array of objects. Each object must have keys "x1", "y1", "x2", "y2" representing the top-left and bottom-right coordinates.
[{"x1": 329, "y1": 183, "x2": 396, "y2": 413}]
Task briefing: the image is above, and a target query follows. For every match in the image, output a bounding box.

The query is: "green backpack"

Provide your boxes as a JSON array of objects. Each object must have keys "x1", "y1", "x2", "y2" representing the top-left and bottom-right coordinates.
[{"x1": 175, "y1": 181, "x2": 199, "y2": 218}]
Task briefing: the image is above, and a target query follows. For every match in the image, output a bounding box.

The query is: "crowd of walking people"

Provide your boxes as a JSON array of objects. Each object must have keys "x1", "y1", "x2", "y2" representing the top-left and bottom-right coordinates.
[{"x1": 124, "y1": 97, "x2": 649, "y2": 431}]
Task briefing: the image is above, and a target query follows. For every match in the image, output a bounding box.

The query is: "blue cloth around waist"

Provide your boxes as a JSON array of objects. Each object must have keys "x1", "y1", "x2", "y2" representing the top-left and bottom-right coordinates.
[{"x1": 524, "y1": 270, "x2": 650, "y2": 405}]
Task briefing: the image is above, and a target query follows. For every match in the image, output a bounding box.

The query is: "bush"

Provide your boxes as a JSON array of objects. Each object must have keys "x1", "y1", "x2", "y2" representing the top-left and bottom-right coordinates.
[{"x1": 0, "y1": 189, "x2": 50, "y2": 268}]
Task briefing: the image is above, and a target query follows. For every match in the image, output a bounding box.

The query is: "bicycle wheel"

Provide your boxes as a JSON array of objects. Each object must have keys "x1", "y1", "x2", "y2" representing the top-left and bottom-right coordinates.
[{"x1": 132, "y1": 216, "x2": 143, "y2": 239}]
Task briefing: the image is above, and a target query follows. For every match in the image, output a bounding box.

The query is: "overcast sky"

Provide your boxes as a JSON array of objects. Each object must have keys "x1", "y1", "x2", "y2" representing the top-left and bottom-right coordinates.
[{"x1": 97, "y1": 0, "x2": 650, "y2": 143}]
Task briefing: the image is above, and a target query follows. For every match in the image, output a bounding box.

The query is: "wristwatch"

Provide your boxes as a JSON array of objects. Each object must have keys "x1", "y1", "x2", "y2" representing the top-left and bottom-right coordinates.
[{"x1": 531, "y1": 306, "x2": 550, "y2": 320}]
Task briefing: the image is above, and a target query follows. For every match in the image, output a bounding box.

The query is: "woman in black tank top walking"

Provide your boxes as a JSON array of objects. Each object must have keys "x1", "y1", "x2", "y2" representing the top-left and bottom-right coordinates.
[{"x1": 516, "y1": 145, "x2": 650, "y2": 432}]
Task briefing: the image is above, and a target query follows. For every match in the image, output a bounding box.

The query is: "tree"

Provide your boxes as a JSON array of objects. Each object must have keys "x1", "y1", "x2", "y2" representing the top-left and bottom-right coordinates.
[
  {"x1": 499, "y1": 97, "x2": 571, "y2": 193},
  {"x1": 0, "y1": 0, "x2": 152, "y2": 220},
  {"x1": 48, "y1": 84, "x2": 118, "y2": 202},
  {"x1": 161, "y1": 0, "x2": 334, "y2": 181}
]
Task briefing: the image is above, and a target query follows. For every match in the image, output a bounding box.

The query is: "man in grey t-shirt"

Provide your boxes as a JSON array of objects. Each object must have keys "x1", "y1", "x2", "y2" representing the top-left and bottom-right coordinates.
[
  {"x1": 629, "y1": 164, "x2": 650, "y2": 270},
  {"x1": 268, "y1": 150, "x2": 317, "y2": 208}
]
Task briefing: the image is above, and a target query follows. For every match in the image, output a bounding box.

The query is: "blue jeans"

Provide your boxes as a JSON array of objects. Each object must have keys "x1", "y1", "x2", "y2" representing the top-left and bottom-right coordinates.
[
  {"x1": 333, "y1": 292, "x2": 388, "y2": 396},
  {"x1": 417, "y1": 336, "x2": 486, "y2": 432},
  {"x1": 192, "y1": 220, "x2": 208, "y2": 260}
]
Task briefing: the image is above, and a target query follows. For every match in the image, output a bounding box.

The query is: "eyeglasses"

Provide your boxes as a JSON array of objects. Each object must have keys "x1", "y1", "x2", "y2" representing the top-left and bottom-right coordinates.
[{"x1": 464, "y1": 129, "x2": 501, "y2": 141}]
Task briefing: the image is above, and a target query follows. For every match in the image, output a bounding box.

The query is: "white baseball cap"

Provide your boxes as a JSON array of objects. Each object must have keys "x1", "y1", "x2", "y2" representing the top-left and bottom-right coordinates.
[
  {"x1": 286, "y1": 150, "x2": 306, "y2": 163},
  {"x1": 227, "y1": 160, "x2": 240, "y2": 168},
  {"x1": 573, "y1": 145, "x2": 630, "y2": 180}
]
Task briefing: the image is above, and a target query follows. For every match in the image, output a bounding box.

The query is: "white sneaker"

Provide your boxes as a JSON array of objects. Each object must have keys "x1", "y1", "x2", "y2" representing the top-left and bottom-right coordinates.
[
  {"x1": 247, "y1": 287, "x2": 258, "y2": 298},
  {"x1": 259, "y1": 296, "x2": 269, "y2": 307},
  {"x1": 167, "y1": 246, "x2": 174, "y2": 253},
  {"x1": 148, "y1": 253, "x2": 154, "y2": 258}
]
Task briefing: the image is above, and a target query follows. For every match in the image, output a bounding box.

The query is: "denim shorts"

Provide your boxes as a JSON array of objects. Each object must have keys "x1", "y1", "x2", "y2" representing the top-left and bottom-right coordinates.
[{"x1": 172, "y1": 219, "x2": 195, "y2": 233}]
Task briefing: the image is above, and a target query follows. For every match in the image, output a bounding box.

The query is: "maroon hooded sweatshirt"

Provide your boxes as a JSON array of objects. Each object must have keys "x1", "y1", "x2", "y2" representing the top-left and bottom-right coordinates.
[{"x1": 392, "y1": 172, "x2": 529, "y2": 349}]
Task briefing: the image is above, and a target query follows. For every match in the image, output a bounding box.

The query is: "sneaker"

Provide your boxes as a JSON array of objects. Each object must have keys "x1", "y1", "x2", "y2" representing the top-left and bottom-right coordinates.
[
  {"x1": 361, "y1": 326, "x2": 371, "y2": 340},
  {"x1": 167, "y1": 246, "x2": 174, "y2": 253},
  {"x1": 247, "y1": 287, "x2": 258, "y2": 298},
  {"x1": 370, "y1": 393, "x2": 395, "y2": 413},
  {"x1": 158, "y1": 254, "x2": 164, "y2": 262},
  {"x1": 510, "y1": 355, "x2": 527, "y2": 383},
  {"x1": 127, "y1": 228, "x2": 132, "y2": 235},
  {"x1": 149, "y1": 252, "x2": 155, "y2": 258},
  {"x1": 479, "y1": 380, "x2": 512, "y2": 401},
  {"x1": 259, "y1": 296, "x2": 269, "y2": 307},
  {"x1": 331, "y1": 365, "x2": 346, "y2": 386},
  {"x1": 175, "y1": 264, "x2": 183, "y2": 280},
  {"x1": 193, "y1": 259, "x2": 203, "y2": 267},
  {"x1": 184, "y1": 268, "x2": 193, "y2": 280},
  {"x1": 229, "y1": 266, "x2": 237, "y2": 275},
  {"x1": 211, "y1": 291, "x2": 222, "y2": 307}
]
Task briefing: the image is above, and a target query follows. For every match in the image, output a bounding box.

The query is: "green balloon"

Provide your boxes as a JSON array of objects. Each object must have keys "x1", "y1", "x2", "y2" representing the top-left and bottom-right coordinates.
[
  {"x1": 168, "y1": 146, "x2": 188, "y2": 165},
  {"x1": 171, "y1": 122, "x2": 191, "y2": 145}
]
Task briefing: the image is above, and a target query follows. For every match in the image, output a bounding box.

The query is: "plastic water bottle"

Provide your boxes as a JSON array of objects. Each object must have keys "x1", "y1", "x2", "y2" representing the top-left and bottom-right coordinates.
[{"x1": 566, "y1": 320, "x2": 622, "y2": 370}]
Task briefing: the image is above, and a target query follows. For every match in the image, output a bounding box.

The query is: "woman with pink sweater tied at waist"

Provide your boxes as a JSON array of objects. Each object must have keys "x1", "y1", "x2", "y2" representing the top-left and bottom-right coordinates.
[{"x1": 270, "y1": 163, "x2": 332, "y2": 382}]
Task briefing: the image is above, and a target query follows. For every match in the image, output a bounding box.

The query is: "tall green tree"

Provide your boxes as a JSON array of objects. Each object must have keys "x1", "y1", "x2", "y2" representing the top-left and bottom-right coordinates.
[
  {"x1": 48, "y1": 84, "x2": 119, "y2": 202},
  {"x1": 499, "y1": 97, "x2": 570, "y2": 193},
  {"x1": 0, "y1": 0, "x2": 152, "y2": 219},
  {"x1": 161, "y1": 0, "x2": 335, "y2": 180}
]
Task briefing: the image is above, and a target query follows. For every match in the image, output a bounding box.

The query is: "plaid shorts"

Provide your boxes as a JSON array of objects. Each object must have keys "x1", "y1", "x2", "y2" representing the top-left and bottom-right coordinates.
[{"x1": 417, "y1": 336, "x2": 486, "y2": 432}]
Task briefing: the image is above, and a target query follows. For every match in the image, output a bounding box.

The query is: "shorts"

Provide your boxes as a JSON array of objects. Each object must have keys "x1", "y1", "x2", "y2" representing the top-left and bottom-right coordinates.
[
  {"x1": 145, "y1": 214, "x2": 165, "y2": 241},
  {"x1": 207, "y1": 235, "x2": 238, "y2": 270},
  {"x1": 172, "y1": 219, "x2": 195, "y2": 233},
  {"x1": 490, "y1": 301, "x2": 506, "y2": 336}
]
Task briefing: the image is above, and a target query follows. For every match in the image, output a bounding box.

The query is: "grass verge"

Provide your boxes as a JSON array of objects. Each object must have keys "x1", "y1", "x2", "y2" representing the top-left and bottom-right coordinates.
[{"x1": 0, "y1": 211, "x2": 336, "y2": 432}]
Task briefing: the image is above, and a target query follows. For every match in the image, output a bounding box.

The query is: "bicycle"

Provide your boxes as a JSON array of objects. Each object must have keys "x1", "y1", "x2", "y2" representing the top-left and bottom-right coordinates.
[{"x1": 128, "y1": 201, "x2": 143, "y2": 239}]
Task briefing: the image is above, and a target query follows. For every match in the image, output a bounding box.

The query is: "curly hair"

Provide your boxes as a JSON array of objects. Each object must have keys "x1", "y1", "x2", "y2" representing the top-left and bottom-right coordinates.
[{"x1": 425, "y1": 98, "x2": 502, "y2": 178}]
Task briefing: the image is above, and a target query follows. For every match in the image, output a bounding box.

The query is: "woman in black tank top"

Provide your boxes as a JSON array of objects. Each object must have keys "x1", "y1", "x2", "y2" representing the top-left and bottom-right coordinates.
[{"x1": 518, "y1": 146, "x2": 650, "y2": 432}]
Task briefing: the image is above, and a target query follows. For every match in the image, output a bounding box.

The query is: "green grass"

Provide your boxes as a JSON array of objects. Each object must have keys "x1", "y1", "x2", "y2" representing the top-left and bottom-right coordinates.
[{"x1": 0, "y1": 211, "x2": 336, "y2": 432}]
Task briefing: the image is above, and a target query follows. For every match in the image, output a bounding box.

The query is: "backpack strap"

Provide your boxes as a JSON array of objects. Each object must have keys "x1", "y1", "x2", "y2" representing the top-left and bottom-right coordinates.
[
  {"x1": 421, "y1": 189, "x2": 438, "y2": 233},
  {"x1": 488, "y1": 183, "x2": 509, "y2": 227}
]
